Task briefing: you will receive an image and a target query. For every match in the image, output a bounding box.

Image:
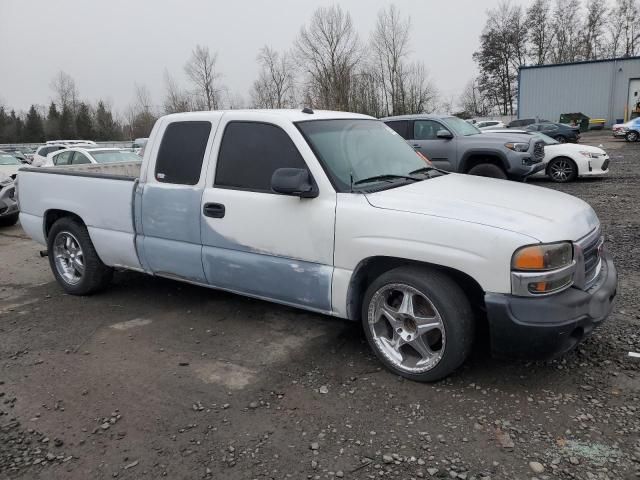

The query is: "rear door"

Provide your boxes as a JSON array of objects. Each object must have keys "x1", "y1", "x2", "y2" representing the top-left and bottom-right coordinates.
[
  {"x1": 410, "y1": 119, "x2": 455, "y2": 170},
  {"x1": 199, "y1": 113, "x2": 336, "y2": 312},
  {"x1": 138, "y1": 117, "x2": 220, "y2": 282}
]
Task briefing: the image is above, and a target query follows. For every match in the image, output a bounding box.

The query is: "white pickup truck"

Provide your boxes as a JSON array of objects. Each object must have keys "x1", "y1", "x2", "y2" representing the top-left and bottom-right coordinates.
[{"x1": 17, "y1": 110, "x2": 618, "y2": 381}]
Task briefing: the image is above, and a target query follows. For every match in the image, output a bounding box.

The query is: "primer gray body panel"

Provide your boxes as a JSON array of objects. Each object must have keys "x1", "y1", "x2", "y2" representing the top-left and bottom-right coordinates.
[{"x1": 202, "y1": 246, "x2": 332, "y2": 311}]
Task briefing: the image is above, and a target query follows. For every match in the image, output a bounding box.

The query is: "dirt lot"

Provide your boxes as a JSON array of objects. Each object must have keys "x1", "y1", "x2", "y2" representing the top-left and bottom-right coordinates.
[{"x1": 1, "y1": 131, "x2": 639, "y2": 480}]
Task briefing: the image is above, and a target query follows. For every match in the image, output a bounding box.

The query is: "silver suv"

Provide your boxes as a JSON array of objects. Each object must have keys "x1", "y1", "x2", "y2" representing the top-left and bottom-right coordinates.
[{"x1": 382, "y1": 114, "x2": 546, "y2": 180}]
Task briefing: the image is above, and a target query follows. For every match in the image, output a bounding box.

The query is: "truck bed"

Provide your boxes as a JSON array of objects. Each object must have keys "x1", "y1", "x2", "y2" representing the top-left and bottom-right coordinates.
[{"x1": 17, "y1": 162, "x2": 143, "y2": 270}]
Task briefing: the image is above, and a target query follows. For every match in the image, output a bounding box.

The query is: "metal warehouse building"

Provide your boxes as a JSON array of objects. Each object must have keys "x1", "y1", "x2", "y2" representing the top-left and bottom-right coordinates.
[{"x1": 518, "y1": 56, "x2": 640, "y2": 126}]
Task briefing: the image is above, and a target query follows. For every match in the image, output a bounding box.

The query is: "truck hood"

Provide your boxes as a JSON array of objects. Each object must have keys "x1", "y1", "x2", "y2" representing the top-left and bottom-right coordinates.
[
  {"x1": 364, "y1": 174, "x2": 599, "y2": 242},
  {"x1": 463, "y1": 132, "x2": 533, "y2": 144}
]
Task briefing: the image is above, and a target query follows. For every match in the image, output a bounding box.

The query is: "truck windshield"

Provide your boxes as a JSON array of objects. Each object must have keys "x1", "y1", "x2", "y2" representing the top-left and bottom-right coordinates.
[
  {"x1": 297, "y1": 119, "x2": 430, "y2": 192},
  {"x1": 442, "y1": 117, "x2": 481, "y2": 136}
]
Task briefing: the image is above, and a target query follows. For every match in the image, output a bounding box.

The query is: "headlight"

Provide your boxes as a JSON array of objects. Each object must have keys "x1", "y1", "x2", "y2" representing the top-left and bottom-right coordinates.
[
  {"x1": 511, "y1": 242, "x2": 575, "y2": 295},
  {"x1": 580, "y1": 151, "x2": 602, "y2": 158},
  {"x1": 505, "y1": 142, "x2": 530, "y2": 152}
]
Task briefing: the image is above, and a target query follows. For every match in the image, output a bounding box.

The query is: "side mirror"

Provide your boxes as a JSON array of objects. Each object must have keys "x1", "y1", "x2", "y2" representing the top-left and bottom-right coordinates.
[
  {"x1": 271, "y1": 168, "x2": 318, "y2": 198},
  {"x1": 436, "y1": 129, "x2": 453, "y2": 139}
]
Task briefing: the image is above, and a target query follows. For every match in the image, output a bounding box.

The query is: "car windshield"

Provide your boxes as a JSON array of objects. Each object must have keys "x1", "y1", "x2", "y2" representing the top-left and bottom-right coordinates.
[
  {"x1": 90, "y1": 150, "x2": 142, "y2": 163},
  {"x1": 533, "y1": 132, "x2": 559, "y2": 145},
  {"x1": 441, "y1": 117, "x2": 481, "y2": 136},
  {"x1": 0, "y1": 154, "x2": 21, "y2": 165},
  {"x1": 297, "y1": 119, "x2": 431, "y2": 192}
]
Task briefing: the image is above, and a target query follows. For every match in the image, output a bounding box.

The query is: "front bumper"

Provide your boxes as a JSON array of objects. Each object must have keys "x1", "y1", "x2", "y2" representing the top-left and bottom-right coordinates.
[
  {"x1": 0, "y1": 183, "x2": 18, "y2": 218},
  {"x1": 485, "y1": 252, "x2": 617, "y2": 360}
]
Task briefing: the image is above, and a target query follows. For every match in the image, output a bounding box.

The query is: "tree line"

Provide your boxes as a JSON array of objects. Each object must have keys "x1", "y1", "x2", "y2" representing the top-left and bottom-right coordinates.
[
  {"x1": 0, "y1": 4, "x2": 437, "y2": 144},
  {"x1": 462, "y1": 0, "x2": 640, "y2": 117}
]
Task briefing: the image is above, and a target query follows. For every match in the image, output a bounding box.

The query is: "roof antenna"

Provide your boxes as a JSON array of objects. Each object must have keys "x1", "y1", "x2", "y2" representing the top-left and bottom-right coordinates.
[
  {"x1": 350, "y1": 170, "x2": 354, "y2": 193},
  {"x1": 302, "y1": 107, "x2": 314, "y2": 114}
]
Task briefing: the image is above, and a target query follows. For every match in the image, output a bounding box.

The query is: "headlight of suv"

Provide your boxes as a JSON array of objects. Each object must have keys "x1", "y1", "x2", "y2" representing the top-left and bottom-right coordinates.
[
  {"x1": 505, "y1": 142, "x2": 530, "y2": 152},
  {"x1": 511, "y1": 242, "x2": 576, "y2": 295}
]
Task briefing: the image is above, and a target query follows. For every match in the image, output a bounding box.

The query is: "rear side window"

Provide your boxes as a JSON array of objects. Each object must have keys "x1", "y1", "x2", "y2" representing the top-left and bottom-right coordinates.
[
  {"x1": 53, "y1": 151, "x2": 73, "y2": 165},
  {"x1": 215, "y1": 122, "x2": 307, "y2": 192},
  {"x1": 71, "y1": 152, "x2": 91, "y2": 164},
  {"x1": 155, "y1": 121, "x2": 211, "y2": 185},
  {"x1": 384, "y1": 120, "x2": 409, "y2": 139}
]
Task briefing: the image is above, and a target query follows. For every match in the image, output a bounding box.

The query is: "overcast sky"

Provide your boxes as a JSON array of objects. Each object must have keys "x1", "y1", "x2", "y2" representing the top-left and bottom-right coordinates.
[{"x1": 1, "y1": 0, "x2": 528, "y2": 115}]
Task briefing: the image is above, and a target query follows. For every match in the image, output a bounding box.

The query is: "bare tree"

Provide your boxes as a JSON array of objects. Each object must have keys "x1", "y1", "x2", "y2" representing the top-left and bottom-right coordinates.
[
  {"x1": 184, "y1": 45, "x2": 222, "y2": 110},
  {"x1": 251, "y1": 46, "x2": 296, "y2": 108},
  {"x1": 371, "y1": 5, "x2": 411, "y2": 116},
  {"x1": 526, "y1": 0, "x2": 554, "y2": 65},
  {"x1": 402, "y1": 62, "x2": 439, "y2": 114},
  {"x1": 608, "y1": 0, "x2": 640, "y2": 56},
  {"x1": 163, "y1": 70, "x2": 192, "y2": 114},
  {"x1": 50, "y1": 71, "x2": 78, "y2": 112},
  {"x1": 459, "y1": 78, "x2": 491, "y2": 117},
  {"x1": 550, "y1": 0, "x2": 582, "y2": 63},
  {"x1": 124, "y1": 84, "x2": 157, "y2": 139},
  {"x1": 295, "y1": 5, "x2": 361, "y2": 110},
  {"x1": 582, "y1": 0, "x2": 608, "y2": 60}
]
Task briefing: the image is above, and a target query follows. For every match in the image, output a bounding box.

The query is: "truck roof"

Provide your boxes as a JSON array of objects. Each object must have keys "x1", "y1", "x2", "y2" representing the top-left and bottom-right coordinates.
[{"x1": 161, "y1": 109, "x2": 374, "y2": 123}]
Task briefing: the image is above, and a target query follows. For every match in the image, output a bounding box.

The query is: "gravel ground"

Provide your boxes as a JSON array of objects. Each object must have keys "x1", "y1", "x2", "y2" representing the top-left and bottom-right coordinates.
[{"x1": 1, "y1": 131, "x2": 639, "y2": 480}]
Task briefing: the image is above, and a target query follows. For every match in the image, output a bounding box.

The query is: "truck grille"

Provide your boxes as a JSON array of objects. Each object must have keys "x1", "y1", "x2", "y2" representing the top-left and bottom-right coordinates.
[
  {"x1": 575, "y1": 228, "x2": 603, "y2": 288},
  {"x1": 533, "y1": 141, "x2": 545, "y2": 160}
]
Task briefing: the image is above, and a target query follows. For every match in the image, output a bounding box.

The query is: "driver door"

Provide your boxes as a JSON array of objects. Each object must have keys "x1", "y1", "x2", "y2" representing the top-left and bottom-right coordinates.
[{"x1": 410, "y1": 120, "x2": 455, "y2": 170}]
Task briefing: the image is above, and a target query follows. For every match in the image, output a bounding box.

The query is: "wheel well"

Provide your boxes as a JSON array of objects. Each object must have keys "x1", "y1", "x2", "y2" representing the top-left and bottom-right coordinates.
[
  {"x1": 346, "y1": 256, "x2": 486, "y2": 322},
  {"x1": 462, "y1": 154, "x2": 507, "y2": 174},
  {"x1": 44, "y1": 209, "x2": 85, "y2": 238}
]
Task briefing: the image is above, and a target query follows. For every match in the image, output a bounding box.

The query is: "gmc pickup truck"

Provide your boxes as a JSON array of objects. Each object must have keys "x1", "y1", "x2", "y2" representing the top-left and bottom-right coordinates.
[{"x1": 18, "y1": 110, "x2": 618, "y2": 382}]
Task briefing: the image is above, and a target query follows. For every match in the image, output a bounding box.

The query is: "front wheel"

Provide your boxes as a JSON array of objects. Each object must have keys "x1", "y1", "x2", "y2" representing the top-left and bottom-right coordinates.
[
  {"x1": 467, "y1": 163, "x2": 508, "y2": 179},
  {"x1": 47, "y1": 217, "x2": 113, "y2": 295},
  {"x1": 362, "y1": 266, "x2": 474, "y2": 382},
  {"x1": 547, "y1": 157, "x2": 578, "y2": 183},
  {"x1": 625, "y1": 131, "x2": 639, "y2": 142}
]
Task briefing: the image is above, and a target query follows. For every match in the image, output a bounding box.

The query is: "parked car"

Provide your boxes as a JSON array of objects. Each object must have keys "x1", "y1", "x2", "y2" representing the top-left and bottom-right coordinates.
[
  {"x1": 1, "y1": 147, "x2": 30, "y2": 164},
  {"x1": 0, "y1": 152, "x2": 25, "y2": 179},
  {"x1": 484, "y1": 130, "x2": 609, "y2": 182},
  {"x1": 32, "y1": 143, "x2": 95, "y2": 167},
  {"x1": 526, "y1": 122, "x2": 581, "y2": 143},
  {"x1": 46, "y1": 140, "x2": 98, "y2": 146},
  {"x1": 0, "y1": 172, "x2": 18, "y2": 226},
  {"x1": 132, "y1": 137, "x2": 148, "y2": 154},
  {"x1": 612, "y1": 118, "x2": 640, "y2": 141},
  {"x1": 507, "y1": 118, "x2": 549, "y2": 128},
  {"x1": 17, "y1": 109, "x2": 617, "y2": 382},
  {"x1": 476, "y1": 120, "x2": 506, "y2": 130},
  {"x1": 44, "y1": 147, "x2": 143, "y2": 167},
  {"x1": 382, "y1": 114, "x2": 546, "y2": 180}
]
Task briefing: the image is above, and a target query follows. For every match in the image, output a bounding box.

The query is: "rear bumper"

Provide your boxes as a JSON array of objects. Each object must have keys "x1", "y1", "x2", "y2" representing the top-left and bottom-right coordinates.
[
  {"x1": 485, "y1": 252, "x2": 617, "y2": 360},
  {"x1": 0, "y1": 184, "x2": 18, "y2": 217}
]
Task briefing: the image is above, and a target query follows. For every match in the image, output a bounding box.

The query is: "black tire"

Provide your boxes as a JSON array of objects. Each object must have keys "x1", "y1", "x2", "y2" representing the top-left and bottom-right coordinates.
[
  {"x1": 554, "y1": 135, "x2": 567, "y2": 143},
  {"x1": 625, "y1": 131, "x2": 639, "y2": 142},
  {"x1": 546, "y1": 156, "x2": 578, "y2": 183},
  {"x1": 47, "y1": 217, "x2": 113, "y2": 295},
  {"x1": 0, "y1": 212, "x2": 19, "y2": 227},
  {"x1": 467, "y1": 163, "x2": 508, "y2": 180},
  {"x1": 361, "y1": 266, "x2": 475, "y2": 382}
]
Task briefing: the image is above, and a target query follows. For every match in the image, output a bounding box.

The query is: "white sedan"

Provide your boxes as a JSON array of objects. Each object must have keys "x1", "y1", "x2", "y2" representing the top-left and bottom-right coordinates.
[
  {"x1": 43, "y1": 147, "x2": 142, "y2": 167},
  {"x1": 484, "y1": 130, "x2": 609, "y2": 183}
]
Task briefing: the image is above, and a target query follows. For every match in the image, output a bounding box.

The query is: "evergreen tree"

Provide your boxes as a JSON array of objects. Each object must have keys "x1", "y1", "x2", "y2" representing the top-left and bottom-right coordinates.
[
  {"x1": 0, "y1": 107, "x2": 8, "y2": 143},
  {"x1": 45, "y1": 102, "x2": 61, "y2": 140},
  {"x1": 75, "y1": 102, "x2": 94, "y2": 140},
  {"x1": 5, "y1": 110, "x2": 24, "y2": 143},
  {"x1": 23, "y1": 105, "x2": 46, "y2": 142},
  {"x1": 59, "y1": 105, "x2": 76, "y2": 139},
  {"x1": 94, "y1": 100, "x2": 118, "y2": 140}
]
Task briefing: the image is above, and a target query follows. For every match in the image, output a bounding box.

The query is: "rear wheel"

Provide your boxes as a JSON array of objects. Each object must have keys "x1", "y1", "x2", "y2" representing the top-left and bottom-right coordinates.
[
  {"x1": 467, "y1": 163, "x2": 508, "y2": 179},
  {"x1": 554, "y1": 135, "x2": 567, "y2": 143},
  {"x1": 547, "y1": 157, "x2": 577, "y2": 183},
  {"x1": 47, "y1": 217, "x2": 113, "y2": 295},
  {"x1": 625, "y1": 131, "x2": 639, "y2": 142},
  {"x1": 362, "y1": 266, "x2": 474, "y2": 382},
  {"x1": 0, "y1": 212, "x2": 19, "y2": 227}
]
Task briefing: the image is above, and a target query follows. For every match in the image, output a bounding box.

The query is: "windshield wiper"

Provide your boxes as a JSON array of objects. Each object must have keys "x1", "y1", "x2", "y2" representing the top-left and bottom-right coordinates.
[
  {"x1": 353, "y1": 174, "x2": 419, "y2": 186},
  {"x1": 410, "y1": 166, "x2": 447, "y2": 177}
]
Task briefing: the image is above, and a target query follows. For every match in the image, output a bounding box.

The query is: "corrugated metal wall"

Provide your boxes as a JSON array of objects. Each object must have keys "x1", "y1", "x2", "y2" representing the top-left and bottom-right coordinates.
[{"x1": 519, "y1": 58, "x2": 640, "y2": 126}]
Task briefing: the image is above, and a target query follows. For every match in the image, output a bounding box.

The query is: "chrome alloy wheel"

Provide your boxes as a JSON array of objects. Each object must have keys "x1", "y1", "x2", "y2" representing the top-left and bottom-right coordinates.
[
  {"x1": 549, "y1": 158, "x2": 573, "y2": 182},
  {"x1": 367, "y1": 283, "x2": 446, "y2": 373},
  {"x1": 53, "y1": 231, "x2": 85, "y2": 285}
]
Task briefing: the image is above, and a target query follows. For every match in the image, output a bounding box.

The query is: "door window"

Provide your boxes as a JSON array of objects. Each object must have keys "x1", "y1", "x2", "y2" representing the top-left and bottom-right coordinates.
[
  {"x1": 413, "y1": 120, "x2": 447, "y2": 140},
  {"x1": 155, "y1": 121, "x2": 212, "y2": 185},
  {"x1": 384, "y1": 120, "x2": 409, "y2": 139},
  {"x1": 215, "y1": 121, "x2": 308, "y2": 193},
  {"x1": 53, "y1": 151, "x2": 73, "y2": 165},
  {"x1": 71, "y1": 152, "x2": 91, "y2": 164}
]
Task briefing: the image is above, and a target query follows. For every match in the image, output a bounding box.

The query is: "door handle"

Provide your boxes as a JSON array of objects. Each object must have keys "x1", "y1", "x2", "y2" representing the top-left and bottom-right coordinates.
[
  {"x1": 203, "y1": 202, "x2": 225, "y2": 218},
  {"x1": 412, "y1": 144, "x2": 420, "y2": 149}
]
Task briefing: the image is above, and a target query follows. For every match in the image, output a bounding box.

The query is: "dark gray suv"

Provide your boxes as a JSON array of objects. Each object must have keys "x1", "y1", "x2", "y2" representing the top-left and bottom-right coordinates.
[{"x1": 382, "y1": 114, "x2": 546, "y2": 180}]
